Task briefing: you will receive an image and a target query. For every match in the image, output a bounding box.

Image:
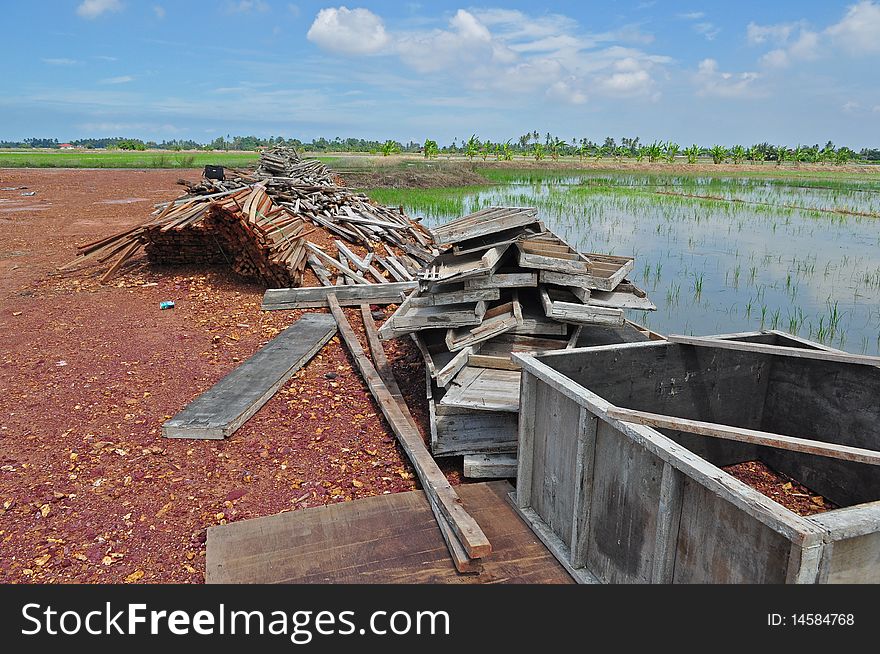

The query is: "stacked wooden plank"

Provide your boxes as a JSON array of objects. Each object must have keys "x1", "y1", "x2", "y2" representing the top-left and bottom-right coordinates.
[
  {"x1": 63, "y1": 154, "x2": 432, "y2": 285},
  {"x1": 377, "y1": 207, "x2": 658, "y2": 478}
]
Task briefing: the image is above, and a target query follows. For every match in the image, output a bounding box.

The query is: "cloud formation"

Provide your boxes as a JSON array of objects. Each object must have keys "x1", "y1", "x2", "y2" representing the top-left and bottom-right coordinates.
[
  {"x1": 76, "y1": 0, "x2": 123, "y2": 19},
  {"x1": 827, "y1": 0, "x2": 880, "y2": 55},
  {"x1": 695, "y1": 59, "x2": 761, "y2": 98},
  {"x1": 307, "y1": 6, "x2": 390, "y2": 55}
]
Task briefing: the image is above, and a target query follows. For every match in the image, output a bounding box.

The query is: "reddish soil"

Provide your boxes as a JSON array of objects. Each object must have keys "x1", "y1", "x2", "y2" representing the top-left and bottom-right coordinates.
[
  {"x1": 723, "y1": 460, "x2": 836, "y2": 516},
  {"x1": 0, "y1": 168, "x2": 458, "y2": 584}
]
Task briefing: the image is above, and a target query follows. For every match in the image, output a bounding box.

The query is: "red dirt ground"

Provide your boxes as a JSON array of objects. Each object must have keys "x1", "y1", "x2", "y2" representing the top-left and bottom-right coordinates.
[{"x1": 0, "y1": 168, "x2": 459, "y2": 584}]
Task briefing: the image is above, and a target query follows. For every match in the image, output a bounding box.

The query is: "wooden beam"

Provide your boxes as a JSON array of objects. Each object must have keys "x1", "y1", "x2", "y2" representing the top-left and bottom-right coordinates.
[
  {"x1": 667, "y1": 334, "x2": 880, "y2": 367},
  {"x1": 261, "y1": 282, "x2": 415, "y2": 310},
  {"x1": 327, "y1": 294, "x2": 492, "y2": 560},
  {"x1": 358, "y1": 306, "x2": 481, "y2": 574},
  {"x1": 607, "y1": 407, "x2": 880, "y2": 467}
]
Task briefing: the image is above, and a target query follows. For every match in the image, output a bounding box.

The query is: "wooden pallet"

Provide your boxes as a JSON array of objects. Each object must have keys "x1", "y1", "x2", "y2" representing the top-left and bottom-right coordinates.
[{"x1": 431, "y1": 206, "x2": 540, "y2": 246}]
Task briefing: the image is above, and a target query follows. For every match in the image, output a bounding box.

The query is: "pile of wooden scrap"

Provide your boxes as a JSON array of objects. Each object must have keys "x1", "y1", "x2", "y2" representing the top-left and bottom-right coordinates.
[
  {"x1": 62, "y1": 153, "x2": 432, "y2": 285},
  {"x1": 377, "y1": 206, "x2": 658, "y2": 478}
]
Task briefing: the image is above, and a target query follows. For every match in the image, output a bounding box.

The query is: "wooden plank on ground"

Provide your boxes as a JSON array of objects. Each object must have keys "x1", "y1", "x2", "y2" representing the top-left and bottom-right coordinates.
[
  {"x1": 607, "y1": 407, "x2": 880, "y2": 467},
  {"x1": 163, "y1": 314, "x2": 336, "y2": 439},
  {"x1": 205, "y1": 481, "x2": 571, "y2": 584},
  {"x1": 440, "y1": 366, "x2": 521, "y2": 412},
  {"x1": 327, "y1": 295, "x2": 491, "y2": 560},
  {"x1": 261, "y1": 282, "x2": 416, "y2": 310}
]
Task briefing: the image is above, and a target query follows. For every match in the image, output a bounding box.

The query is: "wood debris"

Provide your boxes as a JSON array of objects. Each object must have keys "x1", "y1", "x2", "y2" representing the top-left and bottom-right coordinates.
[{"x1": 377, "y1": 206, "x2": 657, "y2": 474}]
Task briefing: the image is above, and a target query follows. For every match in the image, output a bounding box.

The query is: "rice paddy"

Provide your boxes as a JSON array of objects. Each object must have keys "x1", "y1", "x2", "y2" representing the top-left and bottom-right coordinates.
[{"x1": 367, "y1": 170, "x2": 880, "y2": 354}]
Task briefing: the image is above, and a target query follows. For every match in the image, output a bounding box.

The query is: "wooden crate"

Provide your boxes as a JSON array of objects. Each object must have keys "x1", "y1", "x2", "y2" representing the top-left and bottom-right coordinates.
[{"x1": 511, "y1": 330, "x2": 880, "y2": 584}]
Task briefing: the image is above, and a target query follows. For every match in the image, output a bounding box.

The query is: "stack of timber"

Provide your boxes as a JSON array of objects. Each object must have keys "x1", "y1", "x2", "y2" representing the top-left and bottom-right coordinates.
[
  {"x1": 62, "y1": 150, "x2": 433, "y2": 285},
  {"x1": 377, "y1": 206, "x2": 658, "y2": 478}
]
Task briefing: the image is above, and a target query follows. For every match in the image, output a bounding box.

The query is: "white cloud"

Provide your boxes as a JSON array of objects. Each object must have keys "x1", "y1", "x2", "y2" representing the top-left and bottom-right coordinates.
[
  {"x1": 100, "y1": 75, "x2": 135, "y2": 84},
  {"x1": 153, "y1": 5, "x2": 165, "y2": 19},
  {"x1": 76, "y1": 0, "x2": 123, "y2": 19},
  {"x1": 695, "y1": 58, "x2": 762, "y2": 98},
  {"x1": 678, "y1": 12, "x2": 705, "y2": 20},
  {"x1": 746, "y1": 21, "x2": 796, "y2": 45},
  {"x1": 307, "y1": 7, "x2": 390, "y2": 55},
  {"x1": 225, "y1": 0, "x2": 269, "y2": 13},
  {"x1": 827, "y1": 0, "x2": 880, "y2": 55},
  {"x1": 842, "y1": 101, "x2": 861, "y2": 113},
  {"x1": 42, "y1": 58, "x2": 79, "y2": 66},
  {"x1": 693, "y1": 22, "x2": 720, "y2": 40},
  {"x1": 396, "y1": 10, "x2": 509, "y2": 73}
]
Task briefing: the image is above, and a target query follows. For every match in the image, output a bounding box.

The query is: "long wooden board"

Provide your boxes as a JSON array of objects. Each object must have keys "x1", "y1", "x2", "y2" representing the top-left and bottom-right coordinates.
[
  {"x1": 668, "y1": 335, "x2": 880, "y2": 367},
  {"x1": 607, "y1": 407, "x2": 880, "y2": 467},
  {"x1": 440, "y1": 366, "x2": 521, "y2": 413},
  {"x1": 261, "y1": 282, "x2": 416, "y2": 310},
  {"x1": 163, "y1": 314, "x2": 336, "y2": 439},
  {"x1": 327, "y1": 295, "x2": 491, "y2": 559}
]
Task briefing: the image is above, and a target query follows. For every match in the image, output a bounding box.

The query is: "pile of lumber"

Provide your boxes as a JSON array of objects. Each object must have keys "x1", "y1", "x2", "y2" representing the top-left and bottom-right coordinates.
[
  {"x1": 63, "y1": 154, "x2": 432, "y2": 285},
  {"x1": 65, "y1": 186, "x2": 312, "y2": 286},
  {"x1": 377, "y1": 206, "x2": 658, "y2": 478}
]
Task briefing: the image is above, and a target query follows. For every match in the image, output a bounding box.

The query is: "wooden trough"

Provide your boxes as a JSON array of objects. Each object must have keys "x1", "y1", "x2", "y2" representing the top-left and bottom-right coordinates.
[{"x1": 511, "y1": 330, "x2": 880, "y2": 584}]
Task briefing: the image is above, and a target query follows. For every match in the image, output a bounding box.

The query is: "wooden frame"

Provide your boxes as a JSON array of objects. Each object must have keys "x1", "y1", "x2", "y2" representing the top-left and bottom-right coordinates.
[
  {"x1": 511, "y1": 331, "x2": 880, "y2": 584},
  {"x1": 430, "y1": 206, "x2": 539, "y2": 246},
  {"x1": 539, "y1": 287, "x2": 625, "y2": 326}
]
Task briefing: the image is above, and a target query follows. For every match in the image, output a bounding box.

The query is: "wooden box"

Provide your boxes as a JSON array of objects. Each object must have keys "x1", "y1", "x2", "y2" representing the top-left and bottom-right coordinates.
[{"x1": 511, "y1": 330, "x2": 880, "y2": 584}]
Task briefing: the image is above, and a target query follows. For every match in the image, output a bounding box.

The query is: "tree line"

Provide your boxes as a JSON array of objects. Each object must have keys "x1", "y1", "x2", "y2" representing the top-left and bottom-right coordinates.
[{"x1": 2, "y1": 133, "x2": 878, "y2": 162}]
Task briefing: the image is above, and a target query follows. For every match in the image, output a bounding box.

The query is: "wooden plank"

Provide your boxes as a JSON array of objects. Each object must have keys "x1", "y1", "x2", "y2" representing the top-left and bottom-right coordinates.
[
  {"x1": 431, "y1": 207, "x2": 540, "y2": 246},
  {"x1": 359, "y1": 305, "x2": 480, "y2": 574},
  {"x1": 651, "y1": 462, "x2": 685, "y2": 583},
  {"x1": 408, "y1": 287, "x2": 500, "y2": 307},
  {"x1": 607, "y1": 407, "x2": 880, "y2": 467},
  {"x1": 432, "y1": 409, "x2": 518, "y2": 457},
  {"x1": 464, "y1": 272, "x2": 538, "y2": 289},
  {"x1": 327, "y1": 295, "x2": 491, "y2": 559},
  {"x1": 569, "y1": 409, "x2": 597, "y2": 569},
  {"x1": 440, "y1": 366, "x2": 521, "y2": 413},
  {"x1": 207, "y1": 482, "x2": 571, "y2": 584},
  {"x1": 306, "y1": 243, "x2": 371, "y2": 285},
  {"x1": 668, "y1": 334, "x2": 880, "y2": 367},
  {"x1": 451, "y1": 223, "x2": 543, "y2": 255},
  {"x1": 463, "y1": 454, "x2": 518, "y2": 479},
  {"x1": 540, "y1": 287, "x2": 625, "y2": 326},
  {"x1": 435, "y1": 346, "x2": 473, "y2": 388},
  {"x1": 261, "y1": 282, "x2": 416, "y2": 310},
  {"x1": 419, "y1": 243, "x2": 510, "y2": 283},
  {"x1": 516, "y1": 373, "x2": 538, "y2": 509},
  {"x1": 163, "y1": 314, "x2": 336, "y2": 439},
  {"x1": 445, "y1": 297, "x2": 522, "y2": 352},
  {"x1": 468, "y1": 354, "x2": 521, "y2": 371}
]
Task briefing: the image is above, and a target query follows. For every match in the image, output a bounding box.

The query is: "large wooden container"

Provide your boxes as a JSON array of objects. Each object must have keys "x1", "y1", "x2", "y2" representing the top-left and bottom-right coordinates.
[{"x1": 511, "y1": 330, "x2": 880, "y2": 584}]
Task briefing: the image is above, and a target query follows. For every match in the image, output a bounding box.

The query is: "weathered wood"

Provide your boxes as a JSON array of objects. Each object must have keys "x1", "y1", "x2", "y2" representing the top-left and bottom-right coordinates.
[
  {"x1": 440, "y1": 366, "x2": 521, "y2": 413},
  {"x1": 467, "y1": 354, "x2": 521, "y2": 371},
  {"x1": 650, "y1": 462, "x2": 684, "y2": 583},
  {"x1": 445, "y1": 297, "x2": 523, "y2": 352},
  {"x1": 540, "y1": 287, "x2": 625, "y2": 326},
  {"x1": 261, "y1": 282, "x2": 416, "y2": 310},
  {"x1": 206, "y1": 481, "x2": 571, "y2": 584},
  {"x1": 408, "y1": 287, "x2": 500, "y2": 307},
  {"x1": 419, "y1": 243, "x2": 510, "y2": 283},
  {"x1": 569, "y1": 409, "x2": 597, "y2": 569},
  {"x1": 432, "y1": 408, "x2": 518, "y2": 457},
  {"x1": 431, "y1": 206, "x2": 540, "y2": 246},
  {"x1": 359, "y1": 305, "x2": 480, "y2": 574},
  {"x1": 435, "y1": 346, "x2": 473, "y2": 388},
  {"x1": 516, "y1": 372, "x2": 538, "y2": 509},
  {"x1": 464, "y1": 271, "x2": 538, "y2": 289},
  {"x1": 668, "y1": 334, "x2": 880, "y2": 367},
  {"x1": 327, "y1": 295, "x2": 491, "y2": 559},
  {"x1": 463, "y1": 453, "x2": 518, "y2": 479},
  {"x1": 608, "y1": 407, "x2": 880, "y2": 467},
  {"x1": 163, "y1": 314, "x2": 336, "y2": 439}
]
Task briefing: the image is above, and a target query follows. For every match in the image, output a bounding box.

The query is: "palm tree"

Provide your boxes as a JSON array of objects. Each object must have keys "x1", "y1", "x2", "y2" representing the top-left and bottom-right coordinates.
[
  {"x1": 776, "y1": 145, "x2": 788, "y2": 165},
  {"x1": 533, "y1": 143, "x2": 545, "y2": 161},
  {"x1": 747, "y1": 145, "x2": 765, "y2": 162},
  {"x1": 423, "y1": 139, "x2": 439, "y2": 158},
  {"x1": 665, "y1": 141, "x2": 680, "y2": 163},
  {"x1": 380, "y1": 140, "x2": 400, "y2": 156}
]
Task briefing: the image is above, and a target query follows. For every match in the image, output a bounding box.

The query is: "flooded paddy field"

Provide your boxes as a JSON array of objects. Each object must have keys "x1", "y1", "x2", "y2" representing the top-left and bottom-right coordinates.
[{"x1": 367, "y1": 169, "x2": 880, "y2": 354}]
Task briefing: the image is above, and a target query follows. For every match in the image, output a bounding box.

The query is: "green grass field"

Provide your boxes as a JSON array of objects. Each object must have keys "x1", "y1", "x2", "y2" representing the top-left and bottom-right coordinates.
[{"x1": 0, "y1": 149, "x2": 263, "y2": 169}]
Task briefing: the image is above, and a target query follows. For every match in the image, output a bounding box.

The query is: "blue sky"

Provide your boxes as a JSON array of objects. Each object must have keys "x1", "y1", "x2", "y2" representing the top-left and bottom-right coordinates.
[{"x1": 2, "y1": 1, "x2": 879, "y2": 146}]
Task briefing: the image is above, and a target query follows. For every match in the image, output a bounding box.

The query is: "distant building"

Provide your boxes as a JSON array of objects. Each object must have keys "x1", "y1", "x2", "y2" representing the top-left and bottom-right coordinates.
[{"x1": 59, "y1": 143, "x2": 74, "y2": 149}]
